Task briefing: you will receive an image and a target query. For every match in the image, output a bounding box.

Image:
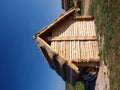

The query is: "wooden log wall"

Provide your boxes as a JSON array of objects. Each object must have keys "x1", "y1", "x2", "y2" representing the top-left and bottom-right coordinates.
[{"x1": 51, "y1": 19, "x2": 99, "y2": 62}]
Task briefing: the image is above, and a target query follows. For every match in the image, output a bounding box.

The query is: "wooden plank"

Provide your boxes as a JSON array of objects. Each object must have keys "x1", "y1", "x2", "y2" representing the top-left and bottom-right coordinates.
[
  {"x1": 72, "y1": 59, "x2": 100, "y2": 62},
  {"x1": 86, "y1": 41, "x2": 89, "y2": 61},
  {"x1": 66, "y1": 41, "x2": 69, "y2": 59},
  {"x1": 91, "y1": 42, "x2": 94, "y2": 59},
  {"x1": 47, "y1": 36, "x2": 97, "y2": 41},
  {"x1": 87, "y1": 21, "x2": 90, "y2": 36},
  {"x1": 58, "y1": 41, "x2": 60, "y2": 55},
  {"x1": 85, "y1": 21, "x2": 88, "y2": 36},
  {"x1": 84, "y1": 21, "x2": 87, "y2": 36},
  {"x1": 73, "y1": 16, "x2": 94, "y2": 20},
  {"x1": 71, "y1": 41, "x2": 74, "y2": 60},
  {"x1": 83, "y1": 42, "x2": 85, "y2": 61},
  {"x1": 83, "y1": 21, "x2": 85, "y2": 36},
  {"x1": 80, "y1": 41, "x2": 83, "y2": 60},
  {"x1": 84, "y1": 42, "x2": 87, "y2": 60},
  {"x1": 89, "y1": 41, "x2": 92, "y2": 60},
  {"x1": 81, "y1": 21, "x2": 84, "y2": 36},
  {"x1": 80, "y1": 21, "x2": 82, "y2": 36},
  {"x1": 86, "y1": 41, "x2": 89, "y2": 60},
  {"x1": 77, "y1": 21, "x2": 79, "y2": 36},
  {"x1": 73, "y1": 20, "x2": 75, "y2": 36},
  {"x1": 92, "y1": 21, "x2": 96, "y2": 36},
  {"x1": 69, "y1": 24, "x2": 72, "y2": 61},
  {"x1": 55, "y1": 41, "x2": 58, "y2": 53},
  {"x1": 70, "y1": 41, "x2": 72, "y2": 61},
  {"x1": 72, "y1": 61, "x2": 100, "y2": 67},
  {"x1": 75, "y1": 21, "x2": 77, "y2": 36},
  {"x1": 89, "y1": 21, "x2": 93, "y2": 36},
  {"x1": 76, "y1": 41, "x2": 79, "y2": 60},
  {"x1": 56, "y1": 41, "x2": 60, "y2": 54},
  {"x1": 71, "y1": 21, "x2": 74, "y2": 37},
  {"x1": 58, "y1": 41, "x2": 61, "y2": 55},
  {"x1": 68, "y1": 19, "x2": 71, "y2": 36},
  {"x1": 73, "y1": 40, "x2": 76, "y2": 59},
  {"x1": 76, "y1": 21, "x2": 78, "y2": 36},
  {"x1": 79, "y1": 41, "x2": 81, "y2": 60}
]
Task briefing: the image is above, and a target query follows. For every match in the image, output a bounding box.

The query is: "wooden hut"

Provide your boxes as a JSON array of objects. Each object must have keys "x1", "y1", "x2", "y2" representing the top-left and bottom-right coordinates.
[{"x1": 34, "y1": 8, "x2": 100, "y2": 84}]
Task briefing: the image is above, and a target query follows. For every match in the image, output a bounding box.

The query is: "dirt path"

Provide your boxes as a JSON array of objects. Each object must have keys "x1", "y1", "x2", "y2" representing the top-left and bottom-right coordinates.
[
  {"x1": 83, "y1": 0, "x2": 90, "y2": 16},
  {"x1": 95, "y1": 62, "x2": 110, "y2": 90}
]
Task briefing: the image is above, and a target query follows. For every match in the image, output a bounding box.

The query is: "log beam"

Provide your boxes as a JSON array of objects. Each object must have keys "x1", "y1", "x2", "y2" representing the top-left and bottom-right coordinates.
[{"x1": 46, "y1": 36, "x2": 97, "y2": 41}]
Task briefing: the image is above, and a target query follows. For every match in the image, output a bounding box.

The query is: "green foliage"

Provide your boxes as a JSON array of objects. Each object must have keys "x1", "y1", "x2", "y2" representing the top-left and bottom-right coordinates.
[
  {"x1": 74, "y1": 11, "x2": 81, "y2": 16},
  {"x1": 75, "y1": 81, "x2": 85, "y2": 90},
  {"x1": 66, "y1": 81, "x2": 85, "y2": 90}
]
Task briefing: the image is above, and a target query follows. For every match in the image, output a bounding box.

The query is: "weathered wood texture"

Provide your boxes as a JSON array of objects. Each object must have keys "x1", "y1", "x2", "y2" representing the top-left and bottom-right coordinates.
[
  {"x1": 51, "y1": 19, "x2": 99, "y2": 63},
  {"x1": 47, "y1": 36, "x2": 97, "y2": 41}
]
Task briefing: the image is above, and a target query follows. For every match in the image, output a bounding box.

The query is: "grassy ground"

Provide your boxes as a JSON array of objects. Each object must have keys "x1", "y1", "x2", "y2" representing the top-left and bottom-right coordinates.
[
  {"x1": 89, "y1": 0, "x2": 120, "y2": 89},
  {"x1": 66, "y1": 82, "x2": 85, "y2": 90}
]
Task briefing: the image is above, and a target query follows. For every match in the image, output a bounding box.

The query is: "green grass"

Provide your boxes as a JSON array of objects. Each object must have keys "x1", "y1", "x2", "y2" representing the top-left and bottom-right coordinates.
[
  {"x1": 74, "y1": 11, "x2": 81, "y2": 16},
  {"x1": 66, "y1": 81, "x2": 85, "y2": 90},
  {"x1": 75, "y1": 81, "x2": 85, "y2": 90},
  {"x1": 89, "y1": 0, "x2": 120, "y2": 89}
]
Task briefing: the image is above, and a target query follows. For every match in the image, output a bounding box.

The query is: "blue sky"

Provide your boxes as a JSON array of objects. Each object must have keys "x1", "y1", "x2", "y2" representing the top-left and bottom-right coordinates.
[{"x1": 0, "y1": 0, "x2": 65, "y2": 90}]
